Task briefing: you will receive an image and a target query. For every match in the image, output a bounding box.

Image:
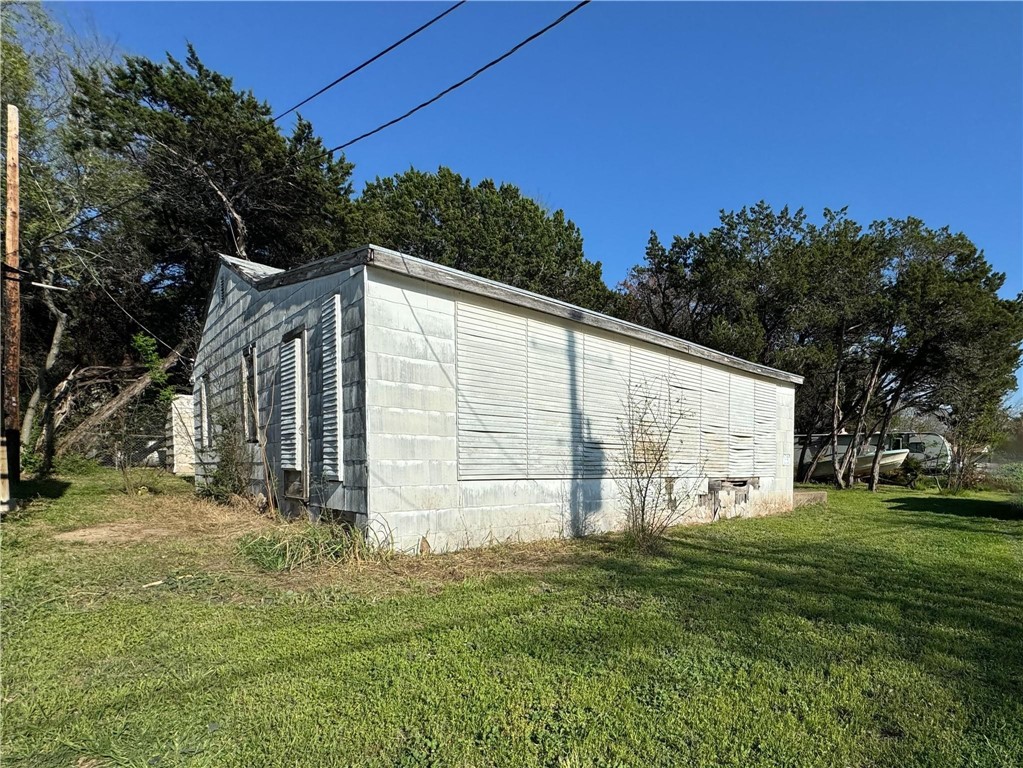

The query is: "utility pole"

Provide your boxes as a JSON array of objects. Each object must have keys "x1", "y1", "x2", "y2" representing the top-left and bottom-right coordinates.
[
  {"x1": 0, "y1": 179, "x2": 7, "y2": 511},
  {"x1": 3, "y1": 104, "x2": 21, "y2": 486},
  {"x1": 0, "y1": 257, "x2": 7, "y2": 512}
]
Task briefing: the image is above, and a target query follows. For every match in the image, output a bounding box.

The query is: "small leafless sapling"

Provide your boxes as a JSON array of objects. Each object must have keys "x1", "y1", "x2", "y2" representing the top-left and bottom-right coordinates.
[{"x1": 612, "y1": 376, "x2": 701, "y2": 548}]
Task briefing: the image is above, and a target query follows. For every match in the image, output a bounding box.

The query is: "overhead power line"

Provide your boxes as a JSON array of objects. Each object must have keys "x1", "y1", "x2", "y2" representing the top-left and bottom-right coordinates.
[
  {"x1": 272, "y1": 1, "x2": 468, "y2": 123},
  {"x1": 321, "y1": 0, "x2": 592, "y2": 156},
  {"x1": 48, "y1": 2, "x2": 591, "y2": 233}
]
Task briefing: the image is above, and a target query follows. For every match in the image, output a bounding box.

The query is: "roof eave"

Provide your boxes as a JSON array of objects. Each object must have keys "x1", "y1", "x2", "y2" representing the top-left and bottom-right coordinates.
[
  {"x1": 365, "y1": 246, "x2": 804, "y2": 386},
  {"x1": 240, "y1": 243, "x2": 803, "y2": 386}
]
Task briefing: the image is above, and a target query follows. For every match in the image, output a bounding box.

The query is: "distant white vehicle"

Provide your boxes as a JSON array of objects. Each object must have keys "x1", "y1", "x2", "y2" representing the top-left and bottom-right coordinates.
[
  {"x1": 885, "y1": 432, "x2": 953, "y2": 474},
  {"x1": 794, "y1": 433, "x2": 909, "y2": 480}
]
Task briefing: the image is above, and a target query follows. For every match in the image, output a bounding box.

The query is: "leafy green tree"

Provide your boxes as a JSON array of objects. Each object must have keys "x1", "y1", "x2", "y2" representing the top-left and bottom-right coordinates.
[
  {"x1": 354, "y1": 166, "x2": 614, "y2": 311},
  {"x1": 864, "y1": 218, "x2": 1023, "y2": 488},
  {"x1": 71, "y1": 44, "x2": 357, "y2": 337},
  {"x1": 796, "y1": 212, "x2": 894, "y2": 486},
  {"x1": 622, "y1": 203, "x2": 810, "y2": 364},
  {"x1": 2, "y1": 3, "x2": 150, "y2": 466},
  {"x1": 622, "y1": 205, "x2": 1023, "y2": 490}
]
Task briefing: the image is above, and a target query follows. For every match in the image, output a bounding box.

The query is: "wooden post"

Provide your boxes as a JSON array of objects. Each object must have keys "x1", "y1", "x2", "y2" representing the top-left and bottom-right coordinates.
[
  {"x1": 0, "y1": 413, "x2": 8, "y2": 513},
  {"x1": 3, "y1": 104, "x2": 21, "y2": 483},
  {"x1": 0, "y1": 275, "x2": 8, "y2": 510}
]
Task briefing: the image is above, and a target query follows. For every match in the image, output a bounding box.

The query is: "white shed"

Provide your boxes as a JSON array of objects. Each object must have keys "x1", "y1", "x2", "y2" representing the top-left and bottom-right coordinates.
[
  {"x1": 166, "y1": 393, "x2": 196, "y2": 475},
  {"x1": 193, "y1": 245, "x2": 802, "y2": 552}
]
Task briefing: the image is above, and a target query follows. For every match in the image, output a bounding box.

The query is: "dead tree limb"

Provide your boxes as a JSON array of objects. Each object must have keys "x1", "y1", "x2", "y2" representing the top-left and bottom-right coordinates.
[{"x1": 56, "y1": 342, "x2": 185, "y2": 456}]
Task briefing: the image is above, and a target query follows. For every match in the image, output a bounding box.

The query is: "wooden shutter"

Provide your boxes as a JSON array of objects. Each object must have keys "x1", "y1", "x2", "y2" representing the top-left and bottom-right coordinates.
[
  {"x1": 321, "y1": 295, "x2": 342, "y2": 480},
  {"x1": 242, "y1": 347, "x2": 257, "y2": 442},
  {"x1": 197, "y1": 375, "x2": 209, "y2": 449},
  {"x1": 280, "y1": 336, "x2": 304, "y2": 471}
]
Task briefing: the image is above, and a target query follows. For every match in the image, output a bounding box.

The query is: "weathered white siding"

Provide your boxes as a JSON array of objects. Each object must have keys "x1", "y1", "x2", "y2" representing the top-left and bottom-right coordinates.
[
  {"x1": 362, "y1": 267, "x2": 458, "y2": 544},
  {"x1": 364, "y1": 268, "x2": 796, "y2": 553},
  {"x1": 192, "y1": 259, "x2": 367, "y2": 521}
]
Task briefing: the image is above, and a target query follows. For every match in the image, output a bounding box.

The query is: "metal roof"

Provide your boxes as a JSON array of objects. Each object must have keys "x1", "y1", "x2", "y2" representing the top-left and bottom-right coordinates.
[{"x1": 220, "y1": 246, "x2": 804, "y2": 386}]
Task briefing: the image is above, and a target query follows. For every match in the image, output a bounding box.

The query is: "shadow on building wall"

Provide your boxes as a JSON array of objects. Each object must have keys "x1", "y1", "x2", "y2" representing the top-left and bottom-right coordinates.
[{"x1": 567, "y1": 328, "x2": 606, "y2": 538}]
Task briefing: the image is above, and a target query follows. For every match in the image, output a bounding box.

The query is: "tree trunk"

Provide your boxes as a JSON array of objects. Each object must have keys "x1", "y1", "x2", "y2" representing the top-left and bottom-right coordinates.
[
  {"x1": 151, "y1": 138, "x2": 248, "y2": 259},
  {"x1": 830, "y1": 357, "x2": 845, "y2": 488},
  {"x1": 836, "y1": 404, "x2": 865, "y2": 485},
  {"x1": 837, "y1": 353, "x2": 885, "y2": 486},
  {"x1": 867, "y1": 386, "x2": 905, "y2": 491},
  {"x1": 796, "y1": 437, "x2": 811, "y2": 481},
  {"x1": 21, "y1": 293, "x2": 67, "y2": 451},
  {"x1": 802, "y1": 424, "x2": 842, "y2": 483},
  {"x1": 56, "y1": 343, "x2": 184, "y2": 457}
]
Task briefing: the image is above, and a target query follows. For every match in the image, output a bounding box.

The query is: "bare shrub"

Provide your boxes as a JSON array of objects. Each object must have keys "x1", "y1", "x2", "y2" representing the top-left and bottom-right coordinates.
[
  {"x1": 612, "y1": 376, "x2": 701, "y2": 549},
  {"x1": 200, "y1": 411, "x2": 251, "y2": 503}
]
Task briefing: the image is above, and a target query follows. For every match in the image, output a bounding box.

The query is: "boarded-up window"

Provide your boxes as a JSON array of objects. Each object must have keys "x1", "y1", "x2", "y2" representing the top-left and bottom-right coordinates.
[
  {"x1": 670, "y1": 357, "x2": 702, "y2": 471},
  {"x1": 754, "y1": 380, "x2": 778, "y2": 475},
  {"x1": 700, "y1": 367, "x2": 730, "y2": 476},
  {"x1": 456, "y1": 303, "x2": 528, "y2": 478},
  {"x1": 630, "y1": 346, "x2": 673, "y2": 475},
  {"x1": 453, "y1": 300, "x2": 782, "y2": 482},
  {"x1": 280, "y1": 335, "x2": 304, "y2": 472},
  {"x1": 630, "y1": 347, "x2": 671, "y2": 404},
  {"x1": 242, "y1": 346, "x2": 257, "y2": 443},
  {"x1": 729, "y1": 374, "x2": 755, "y2": 476},
  {"x1": 321, "y1": 295, "x2": 343, "y2": 480},
  {"x1": 527, "y1": 319, "x2": 579, "y2": 476},
  {"x1": 197, "y1": 375, "x2": 210, "y2": 449},
  {"x1": 582, "y1": 336, "x2": 629, "y2": 475}
]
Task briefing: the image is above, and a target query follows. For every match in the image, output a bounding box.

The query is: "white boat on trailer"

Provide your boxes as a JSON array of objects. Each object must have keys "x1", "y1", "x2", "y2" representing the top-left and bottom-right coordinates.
[{"x1": 794, "y1": 433, "x2": 910, "y2": 480}]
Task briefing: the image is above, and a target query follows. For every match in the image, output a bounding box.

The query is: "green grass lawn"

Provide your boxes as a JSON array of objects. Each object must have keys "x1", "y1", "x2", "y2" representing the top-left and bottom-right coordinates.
[{"x1": 2, "y1": 470, "x2": 1021, "y2": 767}]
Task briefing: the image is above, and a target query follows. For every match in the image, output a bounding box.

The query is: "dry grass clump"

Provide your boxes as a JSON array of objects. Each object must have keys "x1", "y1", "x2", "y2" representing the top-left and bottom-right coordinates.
[
  {"x1": 237, "y1": 523, "x2": 381, "y2": 572},
  {"x1": 312, "y1": 536, "x2": 589, "y2": 599},
  {"x1": 385, "y1": 536, "x2": 579, "y2": 580},
  {"x1": 55, "y1": 492, "x2": 272, "y2": 546},
  {"x1": 235, "y1": 524, "x2": 584, "y2": 584}
]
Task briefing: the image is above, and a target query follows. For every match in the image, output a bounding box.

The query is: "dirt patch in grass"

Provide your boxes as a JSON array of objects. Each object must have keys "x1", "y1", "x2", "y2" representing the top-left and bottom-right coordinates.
[
  {"x1": 51, "y1": 494, "x2": 271, "y2": 546},
  {"x1": 54, "y1": 521, "x2": 176, "y2": 544}
]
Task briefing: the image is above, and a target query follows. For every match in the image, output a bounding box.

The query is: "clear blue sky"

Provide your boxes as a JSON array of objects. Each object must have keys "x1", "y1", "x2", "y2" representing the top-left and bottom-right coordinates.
[{"x1": 62, "y1": 2, "x2": 1021, "y2": 299}]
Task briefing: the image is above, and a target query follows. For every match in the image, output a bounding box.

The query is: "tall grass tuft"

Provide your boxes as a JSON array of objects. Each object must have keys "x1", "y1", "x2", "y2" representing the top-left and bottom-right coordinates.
[{"x1": 237, "y1": 523, "x2": 381, "y2": 571}]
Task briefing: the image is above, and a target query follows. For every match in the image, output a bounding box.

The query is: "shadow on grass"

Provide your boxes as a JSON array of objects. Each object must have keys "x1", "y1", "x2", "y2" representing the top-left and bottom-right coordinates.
[
  {"x1": 3, "y1": 477, "x2": 72, "y2": 523},
  {"x1": 29, "y1": 528, "x2": 1021, "y2": 768},
  {"x1": 13, "y1": 476, "x2": 71, "y2": 500},
  {"x1": 49, "y1": 521, "x2": 1023, "y2": 729},
  {"x1": 10, "y1": 489, "x2": 1023, "y2": 766},
  {"x1": 887, "y1": 494, "x2": 1023, "y2": 521}
]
